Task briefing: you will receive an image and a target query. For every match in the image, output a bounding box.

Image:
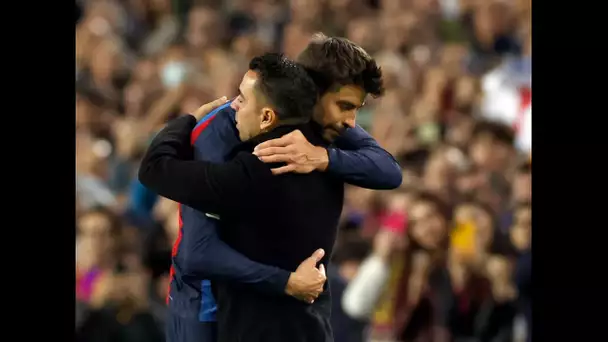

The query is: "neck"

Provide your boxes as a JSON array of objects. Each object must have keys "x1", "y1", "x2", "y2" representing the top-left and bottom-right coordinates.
[
  {"x1": 249, "y1": 120, "x2": 311, "y2": 145},
  {"x1": 239, "y1": 120, "x2": 324, "y2": 153},
  {"x1": 272, "y1": 117, "x2": 311, "y2": 127}
]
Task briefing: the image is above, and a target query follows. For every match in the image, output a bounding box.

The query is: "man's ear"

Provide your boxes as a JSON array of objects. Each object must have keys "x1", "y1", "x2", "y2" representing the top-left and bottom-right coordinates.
[{"x1": 260, "y1": 107, "x2": 277, "y2": 131}]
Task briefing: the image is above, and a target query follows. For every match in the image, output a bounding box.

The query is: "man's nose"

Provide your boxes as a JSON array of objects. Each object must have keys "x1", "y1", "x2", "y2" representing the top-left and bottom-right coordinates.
[
  {"x1": 344, "y1": 117, "x2": 356, "y2": 129},
  {"x1": 230, "y1": 101, "x2": 239, "y2": 111}
]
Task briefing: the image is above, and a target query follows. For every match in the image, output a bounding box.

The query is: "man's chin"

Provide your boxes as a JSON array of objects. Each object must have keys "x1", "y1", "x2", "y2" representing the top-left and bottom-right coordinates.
[{"x1": 322, "y1": 127, "x2": 342, "y2": 142}]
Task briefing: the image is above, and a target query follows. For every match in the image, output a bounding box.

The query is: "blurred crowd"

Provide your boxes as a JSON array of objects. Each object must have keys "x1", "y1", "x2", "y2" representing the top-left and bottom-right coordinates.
[{"x1": 75, "y1": 0, "x2": 531, "y2": 342}]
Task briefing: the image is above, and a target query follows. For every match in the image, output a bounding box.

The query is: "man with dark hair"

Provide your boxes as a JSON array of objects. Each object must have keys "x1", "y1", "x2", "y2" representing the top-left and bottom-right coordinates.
[
  {"x1": 139, "y1": 53, "x2": 344, "y2": 341},
  {"x1": 254, "y1": 33, "x2": 390, "y2": 178},
  {"x1": 233, "y1": 54, "x2": 318, "y2": 140}
]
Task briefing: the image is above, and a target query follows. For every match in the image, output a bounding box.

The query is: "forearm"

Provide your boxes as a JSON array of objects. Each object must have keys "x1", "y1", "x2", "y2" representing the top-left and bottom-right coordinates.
[
  {"x1": 181, "y1": 226, "x2": 290, "y2": 296},
  {"x1": 138, "y1": 115, "x2": 199, "y2": 204},
  {"x1": 328, "y1": 125, "x2": 402, "y2": 190},
  {"x1": 342, "y1": 255, "x2": 391, "y2": 319},
  {"x1": 138, "y1": 115, "x2": 250, "y2": 214}
]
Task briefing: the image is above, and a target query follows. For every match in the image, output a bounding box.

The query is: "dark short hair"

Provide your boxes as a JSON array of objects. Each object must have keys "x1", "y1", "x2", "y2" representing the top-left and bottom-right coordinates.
[
  {"x1": 249, "y1": 53, "x2": 318, "y2": 122},
  {"x1": 296, "y1": 33, "x2": 384, "y2": 97},
  {"x1": 472, "y1": 120, "x2": 515, "y2": 146}
]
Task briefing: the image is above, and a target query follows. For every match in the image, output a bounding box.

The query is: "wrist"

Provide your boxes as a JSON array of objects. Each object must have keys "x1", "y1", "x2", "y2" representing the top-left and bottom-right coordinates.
[
  {"x1": 313, "y1": 147, "x2": 329, "y2": 171},
  {"x1": 285, "y1": 272, "x2": 299, "y2": 296}
]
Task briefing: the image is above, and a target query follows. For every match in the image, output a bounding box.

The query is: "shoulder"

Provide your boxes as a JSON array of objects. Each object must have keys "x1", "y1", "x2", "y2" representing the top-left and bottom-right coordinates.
[
  {"x1": 227, "y1": 152, "x2": 274, "y2": 180},
  {"x1": 194, "y1": 103, "x2": 235, "y2": 128},
  {"x1": 301, "y1": 123, "x2": 330, "y2": 147},
  {"x1": 191, "y1": 103, "x2": 236, "y2": 142}
]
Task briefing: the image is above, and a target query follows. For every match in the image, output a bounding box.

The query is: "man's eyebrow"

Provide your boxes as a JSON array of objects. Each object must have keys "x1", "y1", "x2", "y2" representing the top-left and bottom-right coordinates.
[
  {"x1": 337, "y1": 100, "x2": 364, "y2": 108},
  {"x1": 238, "y1": 87, "x2": 245, "y2": 99}
]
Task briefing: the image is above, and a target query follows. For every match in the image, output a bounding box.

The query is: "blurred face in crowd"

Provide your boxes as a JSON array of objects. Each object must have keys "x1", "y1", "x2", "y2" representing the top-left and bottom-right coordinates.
[
  {"x1": 409, "y1": 199, "x2": 448, "y2": 250},
  {"x1": 186, "y1": 7, "x2": 219, "y2": 50},
  {"x1": 290, "y1": 0, "x2": 322, "y2": 24},
  {"x1": 90, "y1": 39, "x2": 123, "y2": 84},
  {"x1": 510, "y1": 204, "x2": 531, "y2": 251},
  {"x1": 232, "y1": 70, "x2": 277, "y2": 141},
  {"x1": 347, "y1": 19, "x2": 377, "y2": 52},
  {"x1": 446, "y1": 116, "x2": 475, "y2": 148},
  {"x1": 423, "y1": 151, "x2": 453, "y2": 195},
  {"x1": 232, "y1": 35, "x2": 268, "y2": 61},
  {"x1": 314, "y1": 85, "x2": 366, "y2": 141},
  {"x1": 469, "y1": 134, "x2": 513, "y2": 172},
  {"x1": 77, "y1": 210, "x2": 116, "y2": 268}
]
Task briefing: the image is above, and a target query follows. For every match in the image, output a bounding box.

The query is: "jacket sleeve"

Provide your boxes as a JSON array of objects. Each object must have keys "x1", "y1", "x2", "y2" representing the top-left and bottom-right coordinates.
[
  {"x1": 180, "y1": 222, "x2": 290, "y2": 295},
  {"x1": 138, "y1": 115, "x2": 271, "y2": 216},
  {"x1": 139, "y1": 115, "x2": 290, "y2": 295},
  {"x1": 327, "y1": 125, "x2": 402, "y2": 190}
]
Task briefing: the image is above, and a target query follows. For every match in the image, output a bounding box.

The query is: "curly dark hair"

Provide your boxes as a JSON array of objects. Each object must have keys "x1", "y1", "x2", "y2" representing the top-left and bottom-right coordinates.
[
  {"x1": 249, "y1": 53, "x2": 318, "y2": 122},
  {"x1": 296, "y1": 33, "x2": 385, "y2": 97}
]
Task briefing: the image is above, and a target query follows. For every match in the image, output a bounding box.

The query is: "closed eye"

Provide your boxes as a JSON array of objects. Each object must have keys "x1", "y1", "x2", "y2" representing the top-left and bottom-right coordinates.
[
  {"x1": 336, "y1": 100, "x2": 361, "y2": 112},
  {"x1": 236, "y1": 89, "x2": 245, "y2": 104}
]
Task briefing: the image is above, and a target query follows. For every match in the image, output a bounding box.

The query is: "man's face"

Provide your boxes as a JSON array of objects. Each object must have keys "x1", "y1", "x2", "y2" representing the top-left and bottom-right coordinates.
[
  {"x1": 231, "y1": 70, "x2": 275, "y2": 141},
  {"x1": 314, "y1": 85, "x2": 366, "y2": 141},
  {"x1": 409, "y1": 200, "x2": 447, "y2": 250}
]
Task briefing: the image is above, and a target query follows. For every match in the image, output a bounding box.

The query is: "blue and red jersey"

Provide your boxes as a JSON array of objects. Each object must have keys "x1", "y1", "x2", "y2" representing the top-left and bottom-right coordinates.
[{"x1": 167, "y1": 103, "x2": 243, "y2": 322}]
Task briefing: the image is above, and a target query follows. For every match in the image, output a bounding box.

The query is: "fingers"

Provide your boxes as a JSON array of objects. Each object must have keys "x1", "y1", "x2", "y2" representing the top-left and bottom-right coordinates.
[
  {"x1": 193, "y1": 96, "x2": 229, "y2": 120},
  {"x1": 318, "y1": 263, "x2": 326, "y2": 277},
  {"x1": 253, "y1": 147, "x2": 291, "y2": 157},
  {"x1": 311, "y1": 249, "x2": 325, "y2": 263},
  {"x1": 300, "y1": 248, "x2": 325, "y2": 267},
  {"x1": 294, "y1": 292, "x2": 318, "y2": 304},
  {"x1": 271, "y1": 165, "x2": 297, "y2": 175},
  {"x1": 259, "y1": 154, "x2": 291, "y2": 164}
]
